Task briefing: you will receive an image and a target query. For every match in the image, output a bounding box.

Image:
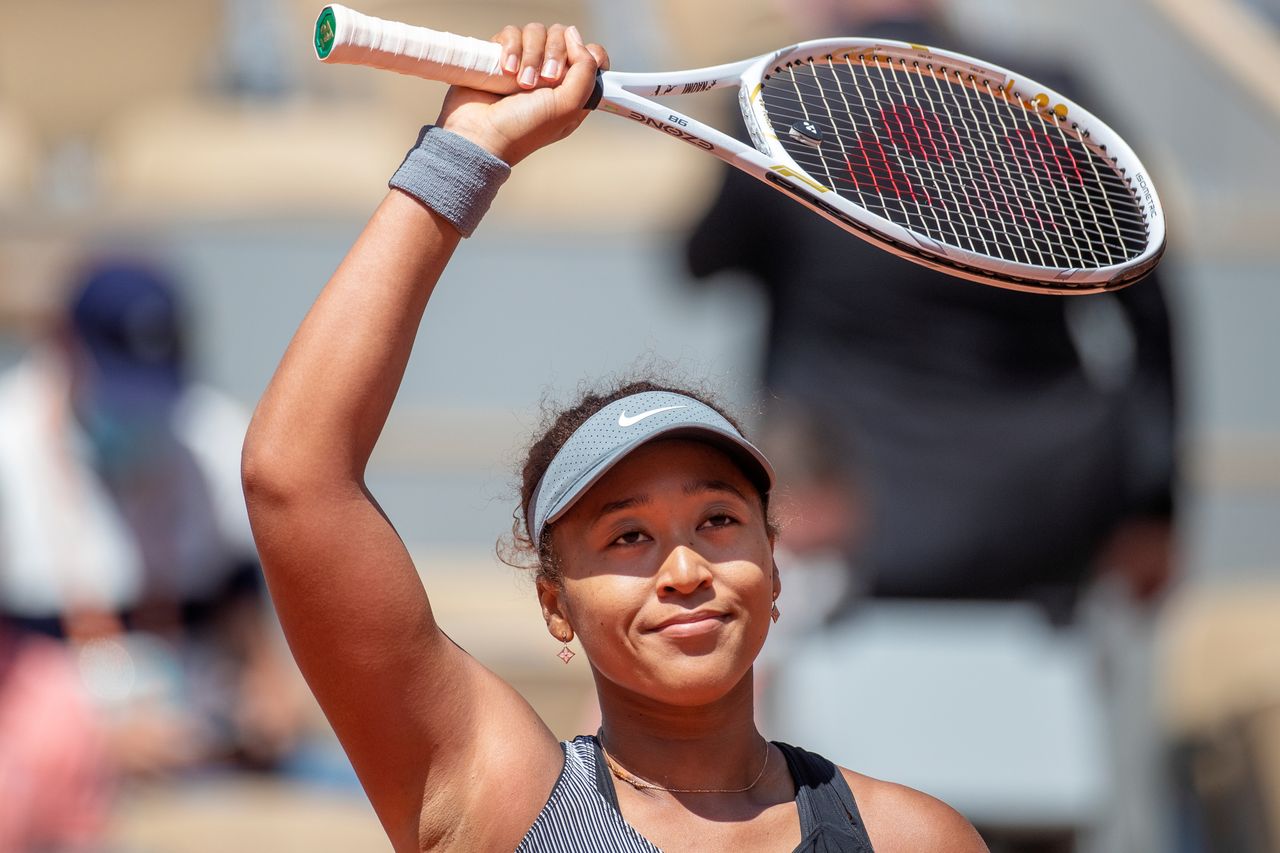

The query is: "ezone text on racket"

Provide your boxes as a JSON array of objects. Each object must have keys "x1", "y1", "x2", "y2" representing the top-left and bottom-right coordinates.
[{"x1": 618, "y1": 110, "x2": 715, "y2": 151}]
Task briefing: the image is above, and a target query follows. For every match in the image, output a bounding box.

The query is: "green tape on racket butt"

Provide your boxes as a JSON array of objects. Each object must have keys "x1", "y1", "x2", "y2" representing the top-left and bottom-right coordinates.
[
  {"x1": 312, "y1": 3, "x2": 515, "y2": 93},
  {"x1": 314, "y1": 6, "x2": 337, "y2": 59}
]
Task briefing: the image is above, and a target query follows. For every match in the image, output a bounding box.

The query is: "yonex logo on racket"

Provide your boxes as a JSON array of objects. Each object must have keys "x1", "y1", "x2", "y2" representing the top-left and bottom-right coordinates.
[
  {"x1": 618, "y1": 406, "x2": 687, "y2": 427},
  {"x1": 789, "y1": 121, "x2": 824, "y2": 148}
]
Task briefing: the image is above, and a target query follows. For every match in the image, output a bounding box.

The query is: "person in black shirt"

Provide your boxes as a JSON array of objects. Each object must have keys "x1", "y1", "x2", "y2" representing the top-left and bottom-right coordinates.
[{"x1": 686, "y1": 2, "x2": 1178, "y2": 623}]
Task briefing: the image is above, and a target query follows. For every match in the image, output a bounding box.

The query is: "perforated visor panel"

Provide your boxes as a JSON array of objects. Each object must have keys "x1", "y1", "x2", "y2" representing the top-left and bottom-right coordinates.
[{"x1": 758, "y1": 53, "x2": 1152, "y2": 271}]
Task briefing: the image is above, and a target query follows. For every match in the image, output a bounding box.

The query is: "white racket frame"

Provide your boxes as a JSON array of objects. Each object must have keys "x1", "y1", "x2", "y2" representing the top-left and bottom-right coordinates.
[{"x1": 317, "y1": 4, "x2": 1165, "y2": 293}]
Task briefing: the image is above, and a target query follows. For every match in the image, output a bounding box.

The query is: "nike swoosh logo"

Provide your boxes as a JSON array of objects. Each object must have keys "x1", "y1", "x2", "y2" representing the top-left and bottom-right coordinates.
[{"x1": 618, "y1": 405, "x2": 687, "y2": 427}]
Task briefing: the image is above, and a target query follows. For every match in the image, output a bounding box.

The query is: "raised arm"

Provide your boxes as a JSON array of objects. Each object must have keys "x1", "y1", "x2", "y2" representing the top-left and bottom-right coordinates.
[{"x1": 241, "y1": 26, "x2": 606, "y2": 850}]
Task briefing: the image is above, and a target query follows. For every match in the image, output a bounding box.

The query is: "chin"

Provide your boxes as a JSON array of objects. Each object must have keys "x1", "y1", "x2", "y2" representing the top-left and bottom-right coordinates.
[
  {"x1": 591, "y1": 628, "x2": 766, "y2": 708},
  {"x1": 641, "y1": 655, "x2": 756, "y2": 708}
]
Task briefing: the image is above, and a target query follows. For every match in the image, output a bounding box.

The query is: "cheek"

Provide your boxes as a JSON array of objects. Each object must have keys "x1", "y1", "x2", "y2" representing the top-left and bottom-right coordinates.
[
  {"x1": 724, "y1": 560, "x2": 776, "y2": 636},
  {"x1": 561, "y1": 575, "x2": 646, "y2": 646},
  {"x1": 741, "y1": 567, "x2": 778, "y2": 619}
]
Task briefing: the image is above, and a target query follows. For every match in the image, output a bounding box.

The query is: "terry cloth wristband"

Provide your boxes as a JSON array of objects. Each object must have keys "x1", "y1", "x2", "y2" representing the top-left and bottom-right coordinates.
[{"x1": 389, "y1": 125, "x2": 511, "y2": 237}]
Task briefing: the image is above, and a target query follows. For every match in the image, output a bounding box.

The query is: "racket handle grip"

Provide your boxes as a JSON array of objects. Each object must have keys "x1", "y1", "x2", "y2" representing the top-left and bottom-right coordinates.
[{"x1": 314, "y1": 4, "x2": 516, "y2": 94}]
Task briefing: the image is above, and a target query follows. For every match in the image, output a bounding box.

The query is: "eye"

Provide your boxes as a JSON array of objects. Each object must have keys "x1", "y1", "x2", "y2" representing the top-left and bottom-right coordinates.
[
  {"x1": 699, "y1": 513, "x2": 737, "y2": 530},
  {"x1": 611, "y1": 529, "x2": 651, "y2": 547}
]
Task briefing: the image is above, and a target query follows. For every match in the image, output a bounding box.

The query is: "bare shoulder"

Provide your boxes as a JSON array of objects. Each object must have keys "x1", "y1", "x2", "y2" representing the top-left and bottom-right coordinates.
[{"x1": 840, "y1": 767, "x2": 989, "y2": 853}]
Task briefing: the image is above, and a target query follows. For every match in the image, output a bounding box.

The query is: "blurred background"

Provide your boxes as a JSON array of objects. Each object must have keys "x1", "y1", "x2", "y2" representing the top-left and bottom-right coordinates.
[{"x1": 0, "y1": 0, "x2": 1277, "y2": 851}]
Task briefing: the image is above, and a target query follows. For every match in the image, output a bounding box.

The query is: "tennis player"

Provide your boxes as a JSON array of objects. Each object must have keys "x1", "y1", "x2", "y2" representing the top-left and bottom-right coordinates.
[{"x1": 242, "y1": 22, "x2": 987, "y2": 852}]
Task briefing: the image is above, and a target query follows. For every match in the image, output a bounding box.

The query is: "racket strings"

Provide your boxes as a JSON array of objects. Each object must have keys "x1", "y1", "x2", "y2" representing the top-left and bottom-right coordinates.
[
  {"x1": 781, "y1": 62, "x2": 1146, "y2": 226},
  {"x1": 790, "y1": 59, "x2": 1146, "y2": 264},
  {"x1": 877, "y1": 57, "x2": 979, "y2": 254},
  {"x1": 759, "y1": 93, "x2": 1151, "y2": 252},
  {"x1": 766, "y1": 72, "x2": 1143, "y2": 218},
  {"x1": 759, "y1": 55, "x2": 1150, "y2": 269}
]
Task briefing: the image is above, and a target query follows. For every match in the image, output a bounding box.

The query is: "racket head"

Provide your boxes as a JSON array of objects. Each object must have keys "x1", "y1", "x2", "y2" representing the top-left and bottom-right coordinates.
[{"x1": 737, "y1": 39, "x2": 1165, "y2": 293}]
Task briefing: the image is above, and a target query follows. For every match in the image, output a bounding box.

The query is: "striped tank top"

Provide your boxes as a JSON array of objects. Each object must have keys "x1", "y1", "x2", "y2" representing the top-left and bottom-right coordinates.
[{"x1": 516, "y1": 735, "x2": 875, "y2": 852}]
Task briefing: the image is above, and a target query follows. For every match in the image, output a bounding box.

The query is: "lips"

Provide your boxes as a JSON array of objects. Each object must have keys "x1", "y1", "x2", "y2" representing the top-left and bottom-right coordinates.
[{"x1": 647, "y1": 610, "x2": 730, "y2": 637}]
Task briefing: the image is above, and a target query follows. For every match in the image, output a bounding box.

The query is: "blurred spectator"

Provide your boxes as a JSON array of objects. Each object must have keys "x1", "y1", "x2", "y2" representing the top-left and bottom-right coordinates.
[
  {"x1": 0, "y1": 258, "x2": 305, "y2": 778},
  {"x1": 687, "y1": 1, "x2": 1179, "y2": 850},
  {"x1": 0, "y1": 623, "x2": 110, "y2": 852}
]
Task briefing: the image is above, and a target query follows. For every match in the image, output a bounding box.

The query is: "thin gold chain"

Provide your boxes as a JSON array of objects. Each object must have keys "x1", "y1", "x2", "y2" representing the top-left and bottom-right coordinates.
[{"x1": 599, "y1": 736, "x2": 771, "y2": 794}]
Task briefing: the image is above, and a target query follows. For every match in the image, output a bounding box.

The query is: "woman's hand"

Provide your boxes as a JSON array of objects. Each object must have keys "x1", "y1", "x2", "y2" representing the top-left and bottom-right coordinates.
[{"x1": 437, "y1": 23, "x2": 610, "y2": 165}]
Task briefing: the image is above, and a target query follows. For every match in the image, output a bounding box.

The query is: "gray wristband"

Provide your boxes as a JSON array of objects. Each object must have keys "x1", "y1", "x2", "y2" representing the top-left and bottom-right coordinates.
[{"x1": 389, "y1": 126, "x2": 511, "y2": 237}]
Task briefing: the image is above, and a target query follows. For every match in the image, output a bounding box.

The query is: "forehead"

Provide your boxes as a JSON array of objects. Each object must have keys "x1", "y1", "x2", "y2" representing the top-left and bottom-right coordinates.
[{"x1": 570, "y1": 438, "x2": 757, "y2": 511}]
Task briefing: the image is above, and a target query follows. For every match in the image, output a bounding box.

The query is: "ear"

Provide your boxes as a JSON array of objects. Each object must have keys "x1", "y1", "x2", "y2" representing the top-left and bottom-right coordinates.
[
  {"x1": 771, "y1": 559, "x2": 782, "y2": 602},
  {"x1": 536, "y1": 577, "x2": 574, "y2": 643}
]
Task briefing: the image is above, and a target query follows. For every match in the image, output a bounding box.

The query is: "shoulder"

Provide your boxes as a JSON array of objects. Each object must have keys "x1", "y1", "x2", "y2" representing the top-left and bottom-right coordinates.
[{"x1": 841, "y1": 767, "x2": 989, "y2": 853}]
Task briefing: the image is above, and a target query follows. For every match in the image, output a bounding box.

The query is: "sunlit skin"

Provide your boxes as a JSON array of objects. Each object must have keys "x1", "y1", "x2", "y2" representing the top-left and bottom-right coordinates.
[
  {"x1": 541, "y1": 439, "x2": 779, "y2": 711},
  {"x1": 537, "y1": 439, "x2": 806, "y2": 850}
]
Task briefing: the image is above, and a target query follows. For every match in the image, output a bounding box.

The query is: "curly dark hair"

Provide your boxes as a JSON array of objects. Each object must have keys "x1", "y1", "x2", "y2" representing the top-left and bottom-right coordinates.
[{"x1": 498, "y1": 377, "x2": 775, "y2": 586}]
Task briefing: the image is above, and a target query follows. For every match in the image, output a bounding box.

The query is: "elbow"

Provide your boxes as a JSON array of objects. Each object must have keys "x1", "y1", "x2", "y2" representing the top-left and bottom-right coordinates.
[
  {"x1": 241, "y1": 430, "x2": 290, "y2": 512},
  {"x1": 240, "y1": 416, "x2": 317, "y2": 512},
  {"x1": 241, "y1": 419, "x2": 360, "y2": 513}
]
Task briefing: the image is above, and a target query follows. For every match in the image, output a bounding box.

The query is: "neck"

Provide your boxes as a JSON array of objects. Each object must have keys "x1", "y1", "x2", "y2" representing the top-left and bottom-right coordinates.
[{"x1": 594, "y1": 668, "x2": 766, "y2": 792}]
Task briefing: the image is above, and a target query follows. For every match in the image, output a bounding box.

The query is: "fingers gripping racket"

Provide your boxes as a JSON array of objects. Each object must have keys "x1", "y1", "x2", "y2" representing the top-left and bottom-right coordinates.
[{"x1": 314, "y1": 5, "x2": 1165, "y2": 293}]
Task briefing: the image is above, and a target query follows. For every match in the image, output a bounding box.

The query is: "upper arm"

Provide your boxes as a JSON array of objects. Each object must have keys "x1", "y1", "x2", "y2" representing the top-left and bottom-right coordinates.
[
  {"x1": 237, "y1": 179, "x2": 578, "y2": 847},
  {"x1": 244, "y1": 473, "x2": 560, "y2": 847}
]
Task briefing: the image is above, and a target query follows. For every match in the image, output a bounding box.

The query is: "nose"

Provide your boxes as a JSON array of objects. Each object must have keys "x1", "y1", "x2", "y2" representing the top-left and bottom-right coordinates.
[{"x1": 657, "y1": 545, "x2": 714, "y2": 597}]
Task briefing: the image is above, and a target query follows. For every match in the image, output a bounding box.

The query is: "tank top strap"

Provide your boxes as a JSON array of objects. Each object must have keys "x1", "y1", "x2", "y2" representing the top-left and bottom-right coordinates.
[
  {"x1": 515, "y1": 737, "x2": 661, "y2": 852},
  {"x1": 774, "y1": 742, "x2": 876, "y2": 852},
  {"x1": 590, "y1": 735, "x2": 623, "y2": 807}
]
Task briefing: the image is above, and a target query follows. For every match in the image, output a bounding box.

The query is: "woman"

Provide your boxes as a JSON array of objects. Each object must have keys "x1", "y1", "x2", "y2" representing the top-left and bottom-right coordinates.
[{"x1": 242, "y1": 22, "x2": 987, "y2": 853}]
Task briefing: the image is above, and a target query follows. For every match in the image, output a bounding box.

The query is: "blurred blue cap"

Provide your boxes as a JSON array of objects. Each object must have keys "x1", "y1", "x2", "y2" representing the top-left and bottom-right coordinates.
[{"x1": 67, "y1": 259, "x2": 186, "y2": 402}]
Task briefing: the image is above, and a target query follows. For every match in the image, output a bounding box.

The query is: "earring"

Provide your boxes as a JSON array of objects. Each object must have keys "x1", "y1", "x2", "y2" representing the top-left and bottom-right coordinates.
[
  {"x1": 771, "y1": 603, "x2": 780, "y2": 624},
  {"x1": 555, "y1": 631, "x2": 575, "y2": 664}
]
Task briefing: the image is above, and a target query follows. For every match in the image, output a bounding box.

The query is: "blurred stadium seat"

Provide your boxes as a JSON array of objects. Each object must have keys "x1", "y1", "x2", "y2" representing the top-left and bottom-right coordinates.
[
  {"x1": 1160, "y1": 582, "x2": 1280, "y2": 850},
  {"x1": 0, "y1": 106, "x2": 38, "y2": 206},
  {"x1": 0, "y1": 1, "x2": 222, "y2": 146},
  {"x1": 0, "y1": 0, "x2": 781, "y2": 224},
  {"x1": 76, "y1": 0, "x2": 719, "y2": 225},
  {"x1": 654, "y1": 0, "x2": 798, "y2": 67},
  {"x1": 107, "y1": 778, "x2": 388, "y2": 851},
  {"x1": 98, "y1": 100, "x2": 413, "y2": 216},
  {"x1": 286, "y1": 0, "x2": 723, "y2": 231},
  {"x1": 0, "y1": 228, "x2": 82, "y2": 337}
]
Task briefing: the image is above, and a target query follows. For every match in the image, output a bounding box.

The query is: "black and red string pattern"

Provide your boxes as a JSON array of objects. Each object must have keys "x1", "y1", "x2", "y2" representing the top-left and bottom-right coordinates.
[{"x1": 759, "y1": 54, "x2": 1150, "y2": 270}]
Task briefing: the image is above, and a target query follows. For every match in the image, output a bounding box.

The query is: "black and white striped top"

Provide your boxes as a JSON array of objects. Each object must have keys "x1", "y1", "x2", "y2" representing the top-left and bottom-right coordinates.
[{"x1": 515, "y1": 735, "x2": 875, "y2": 852}]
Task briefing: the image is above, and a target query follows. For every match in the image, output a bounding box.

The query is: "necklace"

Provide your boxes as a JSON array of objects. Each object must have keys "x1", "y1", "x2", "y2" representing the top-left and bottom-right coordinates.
[{"x1": 599, "y1": 736, "x2": 771, "y2": 794}]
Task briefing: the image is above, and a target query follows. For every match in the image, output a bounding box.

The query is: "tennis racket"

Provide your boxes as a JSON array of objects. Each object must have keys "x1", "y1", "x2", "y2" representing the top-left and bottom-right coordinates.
[{"x1": 313, "y1": 5, "x2": 1165, "y2": 294}]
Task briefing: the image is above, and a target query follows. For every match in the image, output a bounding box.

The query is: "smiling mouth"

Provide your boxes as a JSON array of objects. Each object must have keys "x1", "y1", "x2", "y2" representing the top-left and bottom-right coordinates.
[{"x1": 649, "y1": 613, "x2": 730, "y2": 638}]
